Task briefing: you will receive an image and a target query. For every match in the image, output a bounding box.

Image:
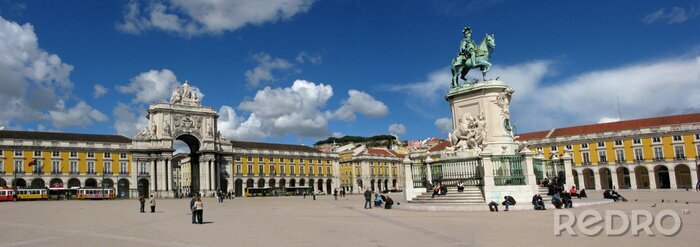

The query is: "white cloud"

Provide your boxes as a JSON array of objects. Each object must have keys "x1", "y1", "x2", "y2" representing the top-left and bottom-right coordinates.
[
  {"x1": 501, "y1": 56, "x2": 700, "y2": 133},
  {"x1": 93, "y1": 84, "x2": 108, "y2": 98},
  {"x1": 434, "y1": 117, "x2": 452, "y2": 136},
  {"x1": 117, "y1": 0, "x2": 316, "y2": 37},
  {"x1": 333, "y1": 90, "x2": 389, "y2": 121},
  {"x1": 597, "y1": 117, "x2": 620, "y2": 124},
  {"x1": 296, "y1": 51, "x2": 322, "y2": 64},
  {"x1": 244, "y1": 52, "x2": 293, "y2": 87},
  {"x1": 0, "y1": 16, "x2": 107, "y2": 130},
  {"x1": 388, "y1": 68, "x2": 451, "y2": 102},
  {"x1": 116, "y1": 69, "x2": 180, "y2": 104},
  {"x1": 643, "y1": 6, "x2": 699, "y2": 24},
  {"x1": 388, "y1": 123, "x2": 406, "y2": 136},
  {"x1": 112, "y1": 102, "x2": 148, "y2": 138},
  {"x1": 219, "y1": 80, "x2": 334, "y2": 140},
  {"x1": 49, "y1": 101, "x2": 108, "y2": 129},
  {"x1": 332, "y1": 132, "x2": 343, "y2": 138}
]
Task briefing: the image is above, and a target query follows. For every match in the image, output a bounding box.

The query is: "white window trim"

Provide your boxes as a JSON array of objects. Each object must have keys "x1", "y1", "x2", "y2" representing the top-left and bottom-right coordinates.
[
  {"x1": 580, "y1": 143, "x2": 589, "y2": 149},
  {"x1": 673, "y1": 145, "x2": 686, "y2": 159},
  {"x1": 581, "y1": 152, "x2": 590, "y2": 164},
  {"x1": 614, "y1": 140, "x2": 623, "y2": 147},
  {"x1": 653, "y1": 147, "x2": 664, "y2": 160},
  {"x1": 14, "y1": 150, "x2": 23, "y2": 157}
]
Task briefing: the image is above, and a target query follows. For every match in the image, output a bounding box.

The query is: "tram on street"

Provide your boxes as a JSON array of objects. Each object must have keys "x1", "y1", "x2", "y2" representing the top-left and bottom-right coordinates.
[
  {"x1": 0, "y1": 188, "x2": 16, "y2": 201},
  {"x1": 16, "y1": 188, "x2": 49, "y2": 200},
  {"x1": 76, "y1": 188, "x2": 116, "y2": 199}
]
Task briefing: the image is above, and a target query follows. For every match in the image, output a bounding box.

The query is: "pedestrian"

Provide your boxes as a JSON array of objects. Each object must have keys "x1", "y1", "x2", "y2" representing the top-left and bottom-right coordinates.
[
  {"x1": 333, "y1": 189, "x2": 338, "y2": 200},
  {"x1": 303, "y1": 191, "x2": 306, "y2": 199},
  {"x1": 312, "y1": 191, "x2": 316, "y2": 200},
  {"x1": 149, "y1": 195, "x2": 156, "y2": 213},
  {"x1": 194, "y1": 197, "x2": 204, "y2": 224},
  {"x1": 190, "y1": 195, "x2": 197, "y2": 223},
  {"x1": 364, "y1": 189, "x2": 372, "y2": 209},
  {"x1": 139, "y1": 195, "x2": 145, "y2": 213}
]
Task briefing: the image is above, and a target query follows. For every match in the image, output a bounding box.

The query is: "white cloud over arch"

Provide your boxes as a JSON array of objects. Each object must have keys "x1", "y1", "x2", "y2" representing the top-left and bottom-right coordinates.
[{"x1": 333, "y1": 90, "x2": 389, "y2": 121}]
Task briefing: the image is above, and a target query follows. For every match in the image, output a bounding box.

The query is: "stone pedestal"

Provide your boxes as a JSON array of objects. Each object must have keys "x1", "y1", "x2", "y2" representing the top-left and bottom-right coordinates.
[{"x1": 445, "y1": 80, "x2": 518, "y2": 155}]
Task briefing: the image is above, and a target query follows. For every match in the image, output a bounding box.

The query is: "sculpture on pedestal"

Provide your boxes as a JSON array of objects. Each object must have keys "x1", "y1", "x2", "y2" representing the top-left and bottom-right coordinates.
[
  {"x1": 450, "y1": 27, "x2": 497, "y2": 87},
  {"x1": 170, "y1": 81, "x2": 201, "y2": 106},
  {"x1": 448, "y1": 111, "x2": 487, "y2": 152}
]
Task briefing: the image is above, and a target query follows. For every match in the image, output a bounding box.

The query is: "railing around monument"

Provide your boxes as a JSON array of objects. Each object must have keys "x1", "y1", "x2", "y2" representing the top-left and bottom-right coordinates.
[
  {"x1": 544, "y1": 159, "x2": 566, "y2": 184},
  {"x1": 492, "y1": 155, "x2": 526, "y2": 186},
  {"x1": 534, "y1": 159, "x2": 544, "y2": 182},
  {"x1": 430, "y1": 158, "x2": 483, "y2": 187},
  {"x1": 411, "y1": 163, "x2": 426, "y2": 188}
]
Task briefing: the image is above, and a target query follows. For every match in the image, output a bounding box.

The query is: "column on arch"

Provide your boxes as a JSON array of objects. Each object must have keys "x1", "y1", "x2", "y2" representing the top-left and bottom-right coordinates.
[
  {"x1": 593, "y1": 170, "x2": 602, "y2": 190},
  {"x1": 647, "y1": 165, "x2": 657, "y2": 189}
]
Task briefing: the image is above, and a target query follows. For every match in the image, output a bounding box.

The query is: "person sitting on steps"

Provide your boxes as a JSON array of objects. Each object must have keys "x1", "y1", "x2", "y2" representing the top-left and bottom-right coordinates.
[
  {"x1": 457, "y1": 180, "x2": 465, "y2": 192},
  {"x1": 532, "y1": 194, "x2": 546, "y2": 210}
]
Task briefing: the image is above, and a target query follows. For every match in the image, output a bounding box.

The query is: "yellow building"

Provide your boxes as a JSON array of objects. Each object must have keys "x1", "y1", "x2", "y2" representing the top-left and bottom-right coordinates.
[
  {"x1": 230, "y1": 141, "x2": 339, "y2": 196},
  {"x1": 518, "y1": 113, "x2": 700, "y2": 190},
  {"x1": 338, "y1": 145, "x2": 404, "y2": 193},
  {"x1": 0, "y1": 130, "x2": 135, "y2": 197}
]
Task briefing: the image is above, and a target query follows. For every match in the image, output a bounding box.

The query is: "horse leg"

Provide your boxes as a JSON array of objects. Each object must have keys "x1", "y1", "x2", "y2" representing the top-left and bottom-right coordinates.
[
  {"x1": 451, "y1": 66, "x2": 459, "y2": 87},
  {"x1": 461, "y1": 67, "x2": 470, "y2": 81},
  {"x1": 481, "y1": 61, "x2": 492, "y2": 80}
]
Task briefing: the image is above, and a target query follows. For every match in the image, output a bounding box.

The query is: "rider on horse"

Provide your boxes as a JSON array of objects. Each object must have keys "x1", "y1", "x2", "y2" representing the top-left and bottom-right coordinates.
[{"x1": 459, "y1": 27, "x2": 476, "y2": 67}]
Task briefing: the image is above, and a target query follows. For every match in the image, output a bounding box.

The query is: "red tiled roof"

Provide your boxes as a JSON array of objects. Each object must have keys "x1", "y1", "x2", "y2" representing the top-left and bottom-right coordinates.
[
  {"x1": 518, "y1": 113, "x2": 700, "y2": 141},
  {"x1": 427, "y1": 140, "x2": 451, "y2": 152},
  {"x1": 363, "y1": 148, "x2": 396, "y2": 157},
  {"x1": 387, "y1": 149, "x2": 405, "y2": 158}
]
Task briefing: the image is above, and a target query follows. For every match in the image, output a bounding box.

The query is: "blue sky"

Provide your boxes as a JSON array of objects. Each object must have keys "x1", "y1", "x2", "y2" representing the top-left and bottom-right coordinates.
[{"x1": 0, "y1": 0, "x2": 699, "y2": 146}]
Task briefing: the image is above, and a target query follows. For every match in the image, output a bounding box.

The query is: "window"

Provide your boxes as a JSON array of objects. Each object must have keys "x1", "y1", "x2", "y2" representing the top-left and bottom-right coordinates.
[
  {"x1": 258, "y1": 164, "x2": 264, "y2": 174},
  {"x1": 614, "y1": 140, "x2": 623, "y2": 146},
  {"x1": 550, "y1": 146, "x2": 557, "y2": 151},
  {"x1": 673, "y1": 135, "x2": 682, "y2": 142},
  {"x1": 290, "y1": 158, "x2": 295, "y2": 163},
  {"x1": 280, "y1": 165, "x2": 285, "y2": 175},
  {"x1": 0, "y1": 150, "x2": 3, "y2": 156},
  {"x1": 584, "y1": 153, "x2": 592, "y2": 164},
  {"x1": 236, "y1": 164, "x2": 242, "y2": 174},
  {"x1": 269, "y1": 164, "x2": 275, "y2": 174},
  {"x1": 268, "y1": 157, "x2": 273, "y2": 162},
  {"x1": 52, "y1": 151, "x2": 60, "y2": 157},
  {"x1": 14, "y1": 160, "x2": 23, "y2": 173},
  {"x1": 300, "y1": 165, "x2": 305, "y2": 175},
  {"x1": 696, "y1": 133, "x2": 700, "y2": 140},
  {"x1": 0, "y1": 160, "x2": 4, "y2": 173},
  {"x1": 633, "y1": 139, "x2": 641, "y2": 144},
  {"x1": 308, "y1": 159, "x2": 313, "y2": 164},
  {"x1": 87, "y1": 161, "x2": 95, "y2": 174},
  {"x1": 236, "y1": 156, "x2": 241, "y2": 161},
  {"x1": 653, "y1": 147, "x2": 664, "y2": 160},
  {"x1": 34, "y1": 150, "x2": 42, "y2": 157},
  {"x1": 33, "y1": 160, "x2": 42, "y2": 174},
  {"x1": 634, "y1": 148, "x2": 643, "y2": 161},
  {"x1": 536, "y1": 147, "x2": 543, "y2": 152},
  {"x1": 615, "y1": 149, "x2": 625, "y2": 162},
  {"x1": 247, "y1": 156, "x2": 252, "y2": 162},
  {"x1": 120, "y1": 153, "x2": 127, "y2": 159},
  {"x1": 598, "y1": 142, "x2": 605, "y2": 147},
  {"x1": 104, "y1": 161, "x2": 112, "y2": 174},
  {"x1": 70, "y1": 161, "x2": 78, "y2": 174},
  {"x1": 258, "y1": 157, "x2": 263, "y2": 162},
  {"x1": 140, "y1": 162, "x2": 148, "y2": 175},
  {"x1": 104, "y1": 152, "x2": 111, "y2": 158},
  {"x1": 87, "y1": 152, "x2": 94, "y2": 158},
  {"x1": 598, "y1": 150, "x2": 607, "y2": 163},
  {"x1": 674, "y1": 146, "x2": 685, "y2": 159},
  {"x1": 14, "y1": 150, "x2": 23, "y2": 157},
  {"x1": 290, "y1": 165, "x2": 295, "y2": 175},
  {"x1": 318, "y1": 166, "x2": 323, "y2": 175},
  {"x1": 247, "y1": 164, "x2": 253, "y2": 174},
  {"x1": 565, "y1": 145, "x2": 572, "y2": 150},
  {"x1": 652, "y1": 137, "x2": 661, "y2": 143},
  {"x1": 309, "y1": 166, "x2": 314, "y2": 175},
  {"x1": 581, "y1": 143, "x2": 589, "y2": 149},
  {"x1": 45, "y1": 160, "x2": 54, "y2": 173},
  {"x1": 280, "y1": 158, "x2": 285, "y2": 162},
  {"x1": 327, "y1": 166, "x2": 331, "y2": 175},
  {"x1": 120, "y1": 162, "x2": 128, "y2": 174},
  {"x1": 317, "y1": 159, "x2": 322, "y2": 164}
]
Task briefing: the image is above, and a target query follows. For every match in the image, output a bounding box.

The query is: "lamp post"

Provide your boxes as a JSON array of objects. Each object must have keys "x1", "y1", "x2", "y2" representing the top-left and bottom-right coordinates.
[{"x1": 102, "y1": 163, "x2": 105, "y2": 199}]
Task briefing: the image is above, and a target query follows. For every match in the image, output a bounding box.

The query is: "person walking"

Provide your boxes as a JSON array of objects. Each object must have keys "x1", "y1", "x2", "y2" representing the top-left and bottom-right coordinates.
[
  {"x1": 190, "y1": 195, "x2": 197, "y2": 224},
  {"x1": 333, "y1": 189, "x2": 338, "y2": 200},
  {"x1": 364, "y1": 189, "x2": 372, "y2": 209},
  {"x1": 149, "y1": 195, "x2": 156, "y2": 213},
  {"x1": 139, "y1": 195, "x2": 145, "y2": 213},
  {"x1": 312, "y1": 191, "x2": 316, "y2": 200},
  {"x1": 194, "y1": 197, "x2": 204, "y2": 224}
]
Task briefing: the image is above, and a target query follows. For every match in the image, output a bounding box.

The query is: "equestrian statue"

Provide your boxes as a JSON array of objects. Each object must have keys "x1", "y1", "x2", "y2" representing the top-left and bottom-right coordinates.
[{"x1": 450, "y1": 27, "x2": 496, "y2": 87}]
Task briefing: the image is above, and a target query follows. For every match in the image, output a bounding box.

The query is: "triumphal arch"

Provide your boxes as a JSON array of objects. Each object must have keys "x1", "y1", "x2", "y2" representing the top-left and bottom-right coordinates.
[{"x1": 131, "y1": 82, "x2": 232, "y2": 198}]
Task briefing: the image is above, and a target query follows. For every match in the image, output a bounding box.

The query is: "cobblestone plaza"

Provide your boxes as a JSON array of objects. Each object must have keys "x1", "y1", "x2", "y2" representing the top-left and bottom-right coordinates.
[{"x1": 1, "y1": 191, "x2": 698, "y2": 247}]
